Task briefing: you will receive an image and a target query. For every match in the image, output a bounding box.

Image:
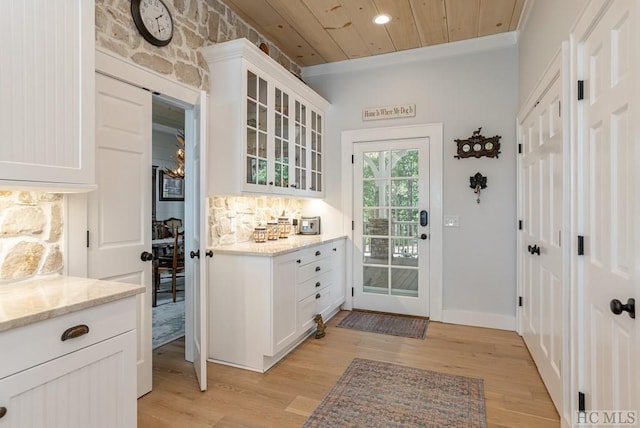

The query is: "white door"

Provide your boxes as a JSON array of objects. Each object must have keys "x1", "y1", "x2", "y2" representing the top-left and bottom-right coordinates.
[
  {"x1": 518, "y1": 52, "x2": 565, "y2": 413},
  {"x1": 184, "y1": 92, "x2": 208, "y2": 391},
  {"x1": 574, "y1": 0, "x2": 639, "y2": 417},
  {"x1": 353, "y1": 138, "x2": 430, "y2": 316},
  {"x1": 89, "y1": 73, "x2": 153, "y2": 397}
]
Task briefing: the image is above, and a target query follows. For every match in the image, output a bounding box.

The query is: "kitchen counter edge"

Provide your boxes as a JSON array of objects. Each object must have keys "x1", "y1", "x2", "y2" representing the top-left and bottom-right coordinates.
[
  {"x1": 210, "y1": 235, "x2": 347, "y2": 257},
  {"x1": 0, "y1": 276, "x2": 145, "y2": 333}
]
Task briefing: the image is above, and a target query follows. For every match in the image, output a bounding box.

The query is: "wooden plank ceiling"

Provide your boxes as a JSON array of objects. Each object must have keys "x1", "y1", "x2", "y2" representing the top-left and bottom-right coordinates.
[{"x1": 223, "y1": 0, "x2": 525, "y2": 66}]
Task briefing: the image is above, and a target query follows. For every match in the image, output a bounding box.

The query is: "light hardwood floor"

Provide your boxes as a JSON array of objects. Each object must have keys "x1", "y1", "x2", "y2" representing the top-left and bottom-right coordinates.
[{"x1": 138, "y1": 311, "x2": 560, "y2": 427}]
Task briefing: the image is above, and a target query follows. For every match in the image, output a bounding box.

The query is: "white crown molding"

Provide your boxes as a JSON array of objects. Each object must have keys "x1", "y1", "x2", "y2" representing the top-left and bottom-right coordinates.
[{"x1": 301, "y1": 31, "x2": 518, "y2": 78}]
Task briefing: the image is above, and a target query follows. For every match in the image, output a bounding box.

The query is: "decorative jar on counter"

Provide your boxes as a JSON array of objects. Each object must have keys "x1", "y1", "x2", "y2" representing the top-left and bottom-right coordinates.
[
  {"x1": 278, "y1": 217, "x2": 291, "y2": 238},
  {"x1": 253, "y1": 227, "x2": 267, "y2": 243},
  {"x1": 266, "y1": 222, "x2": 279, "y2": 240}
]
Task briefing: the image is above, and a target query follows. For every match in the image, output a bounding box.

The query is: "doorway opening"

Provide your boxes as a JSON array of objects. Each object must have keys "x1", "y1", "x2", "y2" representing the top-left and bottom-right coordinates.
[{"x1": 151, "y1": 96, "x2": 187, "y2": 349}]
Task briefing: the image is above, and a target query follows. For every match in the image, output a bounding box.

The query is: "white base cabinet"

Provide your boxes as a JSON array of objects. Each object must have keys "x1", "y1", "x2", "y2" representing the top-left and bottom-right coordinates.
[
  {"x1": 209, "y1": 238, "x2": 346, "y2": 372},
  {"x1": 0, "y1": 298, "x2": 137, "y2": 428}
]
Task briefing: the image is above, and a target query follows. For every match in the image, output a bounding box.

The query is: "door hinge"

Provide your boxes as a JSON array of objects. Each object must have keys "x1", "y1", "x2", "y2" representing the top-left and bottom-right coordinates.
[
  {"x1": 351, "y1": 287, "x2": 354, "y2": 297},
  {"x1": 577, "y1": 235, "x2": 585, "y2": 255},
  {"x1": 352, "y1": 220, "x2": 354, "y2": 231},
  {"x1": 578, "y1": 391, "x2": 586, "y2": 413},
  {"x1": 518, "y1": 143, "x2": 522, "y2": 154},
  {"x1": 518, "y1": 296, "x2": 523, "y2": 307},
  {"x1": 518, "y1": 220, "x2": 523, "y2": 230},
  {"x1": 86, "y1": 230, "x2": 90, "y2": 248},
  {"x1": 351, "y1": 154, "x2": 354, "y2": 164},
  {"x1": 577, "y1": 80, "x2": 584, "y2": 101}
]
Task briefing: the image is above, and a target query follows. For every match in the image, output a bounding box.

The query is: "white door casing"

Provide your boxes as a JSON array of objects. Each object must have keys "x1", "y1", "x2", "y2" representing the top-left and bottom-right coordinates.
[
  {"x1": 517, "y1": 49, "x2": 566, "y2": 415},
  {"x1": 353, "y1": 138, "x2": 430, "y2": 316},
  {"x1": 184, "y1": 91, "x2": 208, "y2": 391},
  {"x1": 572, "y1": 0, "x2": 639, "y2": 418},
  {"x1": 341, "y1": 124, "x2": 443, "y2": 320},
  {"x1": 89, "y1": 73, "x2": 153, "y2": 397}
]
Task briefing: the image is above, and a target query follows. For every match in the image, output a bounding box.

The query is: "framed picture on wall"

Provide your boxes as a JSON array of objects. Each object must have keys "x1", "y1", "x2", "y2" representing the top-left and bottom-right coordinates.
[{"x1": 159, "y1": 170, "x2": 184, "y2": 201}]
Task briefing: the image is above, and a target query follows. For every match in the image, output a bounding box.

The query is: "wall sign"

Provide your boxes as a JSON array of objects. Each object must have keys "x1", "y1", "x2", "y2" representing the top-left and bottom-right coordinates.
[{"x1": 363, "y1": 104, "x2": 416, "y2": 121}]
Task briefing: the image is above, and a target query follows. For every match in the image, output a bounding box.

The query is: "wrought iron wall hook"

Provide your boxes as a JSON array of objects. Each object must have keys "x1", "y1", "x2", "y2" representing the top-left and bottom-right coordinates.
[{"x1": 470, "y1": 172, "x2": 487, "y2": 204}]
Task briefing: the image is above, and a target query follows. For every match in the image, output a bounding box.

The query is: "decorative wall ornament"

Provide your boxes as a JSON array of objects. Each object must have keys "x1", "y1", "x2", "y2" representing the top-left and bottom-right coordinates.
[
  {"x1": 470, "y1": 172, "x2": 487, "y2": 204},
  {"x1": 454, "y1": 127, "x2": 501, "y2": 159}
]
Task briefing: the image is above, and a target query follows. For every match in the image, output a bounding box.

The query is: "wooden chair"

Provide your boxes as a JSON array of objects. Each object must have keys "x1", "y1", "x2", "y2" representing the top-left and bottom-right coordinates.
[{"x1": 153, "y1": 230, "x2": 185, "y2": 306}]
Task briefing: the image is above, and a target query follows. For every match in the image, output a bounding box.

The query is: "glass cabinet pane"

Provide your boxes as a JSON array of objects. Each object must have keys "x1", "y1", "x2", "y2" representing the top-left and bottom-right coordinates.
[{"x1": 246, "y1": 70, "x2": 268, "y2": 187}]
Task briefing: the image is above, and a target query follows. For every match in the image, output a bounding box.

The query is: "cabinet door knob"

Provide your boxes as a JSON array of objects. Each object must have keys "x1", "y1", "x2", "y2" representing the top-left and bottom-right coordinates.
[
  {"x1": 315, "y1": 266, "x2": 321, "y2": 272},
  {"x1": 296, "y1": 259, "x2": 301, "y2": 264},
  {"x1": 315, "y1": 282, "x2": 321, "y2": 288},
  {"x1": 61, "y1": 324, "x2": 90, "y2": 341},
  {"x1": 315, "y1": 250, "x2": 321, "y2": 256},
  {"x1": 315, "y1": 293, "x2": 321, "y2": 299},
  {"x1": 0, "y1": 407, "x2": 6, "y2": 419}
]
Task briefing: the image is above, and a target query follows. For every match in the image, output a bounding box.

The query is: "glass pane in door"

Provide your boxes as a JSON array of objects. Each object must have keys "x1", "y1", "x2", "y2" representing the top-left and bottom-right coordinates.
[{"x1": 361, "y1": 149, "x2": 420, "y2": 298}]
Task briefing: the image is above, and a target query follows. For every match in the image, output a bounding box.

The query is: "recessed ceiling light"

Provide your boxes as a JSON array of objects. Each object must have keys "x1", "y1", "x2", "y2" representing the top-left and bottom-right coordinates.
[{"x1": 373, "y1": 14, "x2": 391, "y2": 25}]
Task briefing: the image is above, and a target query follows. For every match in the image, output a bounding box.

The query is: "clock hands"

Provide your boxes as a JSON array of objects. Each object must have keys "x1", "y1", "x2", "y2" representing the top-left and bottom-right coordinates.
[{"x1": 155, "y1": 14, "x2": 165, "y2": 34}]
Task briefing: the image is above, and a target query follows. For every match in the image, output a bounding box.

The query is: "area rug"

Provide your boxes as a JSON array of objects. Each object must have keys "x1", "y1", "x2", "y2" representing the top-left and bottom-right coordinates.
[
  {"x1": 304, "y1": 358, "x2": 487, "y2": 428},
  {"x1": 337, "y1": 310, "x2": 428, "y2": 339},
  {"x1": 152, "y1": 285, "x2": 185, "y2": 349}
]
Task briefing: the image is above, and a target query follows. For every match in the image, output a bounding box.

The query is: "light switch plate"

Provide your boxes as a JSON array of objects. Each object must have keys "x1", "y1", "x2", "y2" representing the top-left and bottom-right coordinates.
[{"x1": 444, "y1": 215, "x2": 460, "y2": 227}]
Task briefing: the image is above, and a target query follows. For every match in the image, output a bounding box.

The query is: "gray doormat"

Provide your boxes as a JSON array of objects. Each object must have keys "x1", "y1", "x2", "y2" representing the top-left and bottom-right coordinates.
[{"x1": 337, "y1": 310, "x2": 428, "y2": 339}]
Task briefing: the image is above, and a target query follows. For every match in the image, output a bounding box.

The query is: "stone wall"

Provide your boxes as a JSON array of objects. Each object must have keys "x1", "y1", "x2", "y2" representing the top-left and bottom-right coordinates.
[
  {"x1": 95, "y1": 0, "x2": 301, "y2": 91},
  {"x1": 209, "y1": 195, "x2": 304, "y2": 246},
  {"x1": 0, "y1": 192, "x2": 64, "y2": 282}
]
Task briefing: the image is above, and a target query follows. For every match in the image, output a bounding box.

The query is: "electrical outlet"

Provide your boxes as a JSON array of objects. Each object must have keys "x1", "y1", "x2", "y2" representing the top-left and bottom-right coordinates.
[{"x1": 444, "y1": 215, "x2": 460, "y2": 227}]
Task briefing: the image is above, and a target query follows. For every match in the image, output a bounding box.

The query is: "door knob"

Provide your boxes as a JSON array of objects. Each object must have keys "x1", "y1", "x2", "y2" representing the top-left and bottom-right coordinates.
[
  {"x1": 610, "y1": 298, "x2": 635, "y2": 319},
  {"x1": 140, "y1": 251, "x2": 153, "y2": 262},
  {"x1": 190, "y1": 250, "x2": 200, "y2": 259},
  {"x1": 0, "y1": 407, "x2": 7, "y2": 419},
  {"x1": 530, "y1": 245, "x2": 540, "y2": 256},
  {"x1": 205, "y1": 250, "x2": 213, "y2": 258}
]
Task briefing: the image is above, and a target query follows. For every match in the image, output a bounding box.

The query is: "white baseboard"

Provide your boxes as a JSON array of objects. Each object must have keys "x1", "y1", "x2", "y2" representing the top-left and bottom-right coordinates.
[{"x1": 441, "y1": 309, "x2": 516, "y2": 331}]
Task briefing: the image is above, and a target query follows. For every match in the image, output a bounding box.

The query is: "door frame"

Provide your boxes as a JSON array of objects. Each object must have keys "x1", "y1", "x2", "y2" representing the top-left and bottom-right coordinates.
[
  {"x1": 68, "y1": 48, "x2": 203, "y2": 361},
  {"x1": 341, "y1": 124, "x2": 443, "y2": 320}
]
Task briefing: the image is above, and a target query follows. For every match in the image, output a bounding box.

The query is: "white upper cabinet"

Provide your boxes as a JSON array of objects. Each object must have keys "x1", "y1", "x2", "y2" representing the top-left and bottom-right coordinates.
[
  {"x1": 202, "y1": 39, "x2": 329, "y2": 197},
  {"x1": 0, "y1": 0, "x2": 95, "y2": 189}
]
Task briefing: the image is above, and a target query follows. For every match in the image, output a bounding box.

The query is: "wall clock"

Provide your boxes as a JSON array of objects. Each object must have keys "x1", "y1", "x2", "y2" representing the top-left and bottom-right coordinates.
[
  {"x1": 454, "y1": 127, "x2": 501, "y2": 159},
  {"x1": 131, "y1": 0, "x2": 174, "y2": 47}
]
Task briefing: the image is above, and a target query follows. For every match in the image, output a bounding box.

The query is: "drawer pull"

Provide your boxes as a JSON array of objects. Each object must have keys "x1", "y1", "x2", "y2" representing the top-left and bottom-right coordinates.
[
  {"x1": 315, "y1": 250, "x2": 321, "y2": 256},
  {"x1": 333, "y1": 248, "x2": 337, "y2": 251},
  {"x1": 296, "y1": 259, "x2": 301, "y2": 264},
  {"x1": 315, "y1": 281, "x2": 321, "y2": 288},
  {"x1": 315, "y1": 266, "x2": 321, "y2": 272},
  {"x1": 61, "y1": 324, "x2": 90, "y2": 342},
  {"x1": 315, "y1": 293, "x2": 321, "y2": 299},
  {"x1": 0, "y1": 407, "x2": 6, "y2": 419}
]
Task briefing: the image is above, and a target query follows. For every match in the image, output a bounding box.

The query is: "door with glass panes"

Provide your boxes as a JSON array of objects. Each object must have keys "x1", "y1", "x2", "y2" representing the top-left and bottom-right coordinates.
[{"x1": 353, "y1": 138, "x2": 430, "y2": 316}]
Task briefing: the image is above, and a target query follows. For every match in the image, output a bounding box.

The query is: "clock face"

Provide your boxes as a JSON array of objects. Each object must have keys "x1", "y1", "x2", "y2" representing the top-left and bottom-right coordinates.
[
  {"x1": 473, "y1": 143, "x2": 482, "y2": 151},
  {"x1": 131, "y1": 0, "x2": 174, "y2": 47},
  {"x1": 462, "y1": 143, "x2": 471, "y2": 153}
]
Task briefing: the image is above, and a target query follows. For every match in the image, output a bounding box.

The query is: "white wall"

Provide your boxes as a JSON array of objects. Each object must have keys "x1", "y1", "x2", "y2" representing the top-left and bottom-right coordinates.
[
  {"x1": 153, "y1": 128, "x2": 185, "y2": 222},
  {"x1": 303, "y1": 36, "x2": 519, "y2": 328},
  {"x1": 518, "y1": 0, "x2": 587, "y2": 107}
]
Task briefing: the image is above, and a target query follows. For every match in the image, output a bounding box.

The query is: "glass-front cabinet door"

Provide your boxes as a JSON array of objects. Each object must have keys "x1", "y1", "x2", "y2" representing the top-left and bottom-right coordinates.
[
  {"x1": 293, "y1": 100, "x2": 307, "y2": 191},
  {"x1": 273, "y1": 87, "x2": 290, "y2": 189},
  {"x1": 310, "y1": 110, "x2": 322, "y2": 193},
  {"x1": 245, "y1": 70, "x2": 268, "y2": 187}
]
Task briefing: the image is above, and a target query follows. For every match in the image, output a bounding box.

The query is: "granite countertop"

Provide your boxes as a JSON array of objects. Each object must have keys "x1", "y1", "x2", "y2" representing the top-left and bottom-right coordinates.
[
  {"x1": 0, "y1": 276, "x2": 145, "y2": 333},
  {"x1": 211, "y1": 235, "x2": 346, "y2": 256}
]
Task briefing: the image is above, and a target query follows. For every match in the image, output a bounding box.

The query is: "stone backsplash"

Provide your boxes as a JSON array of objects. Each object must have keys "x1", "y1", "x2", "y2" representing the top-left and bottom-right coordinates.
[
  {"x1": 209, "y1": 195, "x2": 304, "y2": 246},
  {"x1": 0, "y1": 191, "x2": 64, "y2": 282},
  {"x1": 96, "y1": 0, "x2": 301, "y2": 91}
]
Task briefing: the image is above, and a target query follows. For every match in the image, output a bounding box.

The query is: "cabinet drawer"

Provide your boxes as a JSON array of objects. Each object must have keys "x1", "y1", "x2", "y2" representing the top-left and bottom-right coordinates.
[
  {"x1": 297, "y1": 271, "x2": 331, "y2": 301},
  {"x1": 297, "y1": 288, "x2": 332, "y2": 332},
  {"x1": 0, "y1": 297, "x2": 136, "y2": 380},
  {"x1": 296, "y1": 243, "x2": 333, "y2": 266},
  {"x1": 297, "y1": 258, "x2": 333, "y2": 283}
]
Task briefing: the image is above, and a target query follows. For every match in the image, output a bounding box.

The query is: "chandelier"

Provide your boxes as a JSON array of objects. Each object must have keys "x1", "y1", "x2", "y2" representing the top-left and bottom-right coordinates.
[{"x1": 163, "y1": 130, "x2": 185, "y2": 179}]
